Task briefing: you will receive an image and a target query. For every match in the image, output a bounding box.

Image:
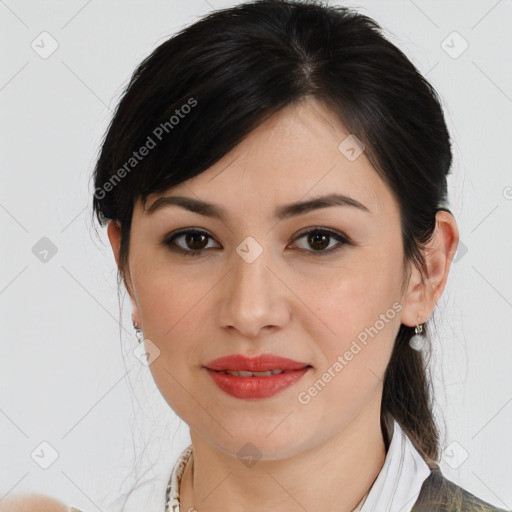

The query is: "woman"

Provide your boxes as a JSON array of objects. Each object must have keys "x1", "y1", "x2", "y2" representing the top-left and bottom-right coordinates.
[{"x1": 5, "y1": 0, "x2": 506, "y2": 511}]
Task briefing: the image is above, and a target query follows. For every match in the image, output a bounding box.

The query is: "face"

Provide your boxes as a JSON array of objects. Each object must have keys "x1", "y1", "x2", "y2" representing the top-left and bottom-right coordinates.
[{"x1": 116, "y1": 98, "x2": 415, "y2": 460}]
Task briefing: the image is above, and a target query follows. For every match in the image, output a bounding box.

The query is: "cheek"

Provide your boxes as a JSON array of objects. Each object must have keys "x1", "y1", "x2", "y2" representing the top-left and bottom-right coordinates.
[
  {"x1": 135, "y1": 270, "x2": 206, "y2": 415},
  {"x1": 134, "y1": 261, "x2": 205, "y2": 338},
  {"x1": 296, "y1": 274, "x2": 400, "y2": 430},
  {"x1": 299, "y1": 253, "x2": 401, "y2": 332},
  {"x1": 131, "y1": 272, "x2": 209, "y2": 411},
  {"x1": 297, "y1": 249, "x2": 402, "y2": 376}
]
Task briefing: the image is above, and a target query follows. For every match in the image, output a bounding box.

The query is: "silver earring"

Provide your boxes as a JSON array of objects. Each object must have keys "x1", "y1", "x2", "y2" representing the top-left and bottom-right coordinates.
[
  {"x1": 133, "y1": 321, "x2": 144, "y2": 344},
  {"x1": 409, "y1": 320, "x2": 425, "y2": 351}
]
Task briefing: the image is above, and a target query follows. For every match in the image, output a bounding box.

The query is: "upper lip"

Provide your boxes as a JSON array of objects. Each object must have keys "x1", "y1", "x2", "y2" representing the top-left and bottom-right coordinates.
[{"x1": 204, "y1": 354, "x2": 311, "y2": 372}]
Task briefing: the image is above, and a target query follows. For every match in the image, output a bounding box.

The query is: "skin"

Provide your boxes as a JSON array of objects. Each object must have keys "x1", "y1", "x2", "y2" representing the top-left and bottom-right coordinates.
[
  {"x1": 0, "y1": 494, "x2": 68, "y2": 512},
  {"x1": 107, "y1": 97, "x2": 459, "y2": 512}
]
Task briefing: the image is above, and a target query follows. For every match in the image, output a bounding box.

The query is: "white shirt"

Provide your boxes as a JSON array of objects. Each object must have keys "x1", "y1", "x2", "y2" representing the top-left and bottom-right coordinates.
[
  {"x1": 164, "y1": 416, "x2": 431, "y2": 512},
  {"x1": 360, "y1": 418, "x2": 431, "y2": 512}
]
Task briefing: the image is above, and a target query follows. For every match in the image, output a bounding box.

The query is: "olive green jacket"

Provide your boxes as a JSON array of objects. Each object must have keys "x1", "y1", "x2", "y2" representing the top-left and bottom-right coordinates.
[{"x1": 411, "y1": 464, "x2": 509, "y2": 512}]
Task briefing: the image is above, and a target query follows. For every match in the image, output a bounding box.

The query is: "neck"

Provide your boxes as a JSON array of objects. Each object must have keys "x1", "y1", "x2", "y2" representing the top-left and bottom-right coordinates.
[{"x1": 179, "y1": 399, "x2": 387, "y2": 512}]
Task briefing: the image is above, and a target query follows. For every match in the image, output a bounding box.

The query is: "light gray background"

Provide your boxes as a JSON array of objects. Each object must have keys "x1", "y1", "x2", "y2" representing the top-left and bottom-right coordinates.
[{"x1": 1, "y1": 0, "x2": 511, "y2": 511}]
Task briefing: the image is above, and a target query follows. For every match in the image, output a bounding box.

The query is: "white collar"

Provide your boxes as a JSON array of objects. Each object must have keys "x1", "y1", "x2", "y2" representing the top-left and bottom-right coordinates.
[{"x1": 359, "y1": 417, "x2": 432, "y2": 512}]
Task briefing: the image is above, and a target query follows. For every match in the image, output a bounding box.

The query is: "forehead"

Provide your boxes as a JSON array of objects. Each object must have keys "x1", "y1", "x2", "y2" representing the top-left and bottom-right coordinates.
[{"x1": 140, "y1": 98, "x2": 396, "y2": 220}]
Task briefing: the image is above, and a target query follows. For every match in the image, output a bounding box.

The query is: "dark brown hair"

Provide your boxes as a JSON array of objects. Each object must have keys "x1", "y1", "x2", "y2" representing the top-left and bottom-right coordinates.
[{"x1": 91, "y1": 0, "x2": 453, "y2": 480}]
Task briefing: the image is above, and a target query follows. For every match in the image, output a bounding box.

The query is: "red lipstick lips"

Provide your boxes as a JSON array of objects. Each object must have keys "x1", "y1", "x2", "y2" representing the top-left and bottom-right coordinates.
[{"x1": 203, "y1": 354, "x2": 312, "y2": 399}]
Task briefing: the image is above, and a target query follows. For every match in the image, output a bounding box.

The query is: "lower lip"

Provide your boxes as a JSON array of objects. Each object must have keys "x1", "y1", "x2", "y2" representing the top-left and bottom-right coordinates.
[{"x1": 205, "y1": 367, "x2": 310, "y2": 399}]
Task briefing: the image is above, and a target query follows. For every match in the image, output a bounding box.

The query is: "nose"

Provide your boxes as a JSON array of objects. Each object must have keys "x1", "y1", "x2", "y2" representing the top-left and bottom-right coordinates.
[{"x1": 217, "y1": 239, "x2": 292, "y2": 338}]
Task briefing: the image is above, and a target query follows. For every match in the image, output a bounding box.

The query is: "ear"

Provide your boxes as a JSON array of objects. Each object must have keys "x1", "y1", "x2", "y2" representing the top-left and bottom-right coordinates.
[
  {"x1": 106, "y1": 220, "x2": 142, "y2": 327},
  {"x1": 400, "y1": 210, "x2": 459, "y2": 327},
  {"x1": 107, "y1": 219, "x2": 122, "y2": 268}
]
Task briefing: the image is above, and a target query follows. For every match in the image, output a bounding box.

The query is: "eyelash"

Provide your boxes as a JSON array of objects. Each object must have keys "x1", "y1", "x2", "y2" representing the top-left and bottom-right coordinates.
[{"x1": 160, "y1": 227, "x2": 351, "y2": 257}]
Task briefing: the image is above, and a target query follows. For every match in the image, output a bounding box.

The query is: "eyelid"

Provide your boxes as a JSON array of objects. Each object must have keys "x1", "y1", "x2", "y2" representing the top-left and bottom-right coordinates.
[
  {"x1": 160, "y1": 228, "x2": 218, "y2": 250},
  {"x1": 289, "y1": 227, "x2": 351, "y2": 254},
  {"x1": 292, "y1": 226, "x2": 351, "y2": 243}
]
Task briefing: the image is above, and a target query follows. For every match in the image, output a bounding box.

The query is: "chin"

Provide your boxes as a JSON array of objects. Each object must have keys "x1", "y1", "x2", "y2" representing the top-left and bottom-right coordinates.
[{"x1": 194, "y1": 423, "x2": 317, "y2": 462}]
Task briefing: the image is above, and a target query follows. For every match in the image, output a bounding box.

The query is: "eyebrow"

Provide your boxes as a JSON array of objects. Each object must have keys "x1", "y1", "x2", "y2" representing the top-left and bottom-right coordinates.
[{"x1": 145, "y1": 193, "x2": 370, "y2": 221}]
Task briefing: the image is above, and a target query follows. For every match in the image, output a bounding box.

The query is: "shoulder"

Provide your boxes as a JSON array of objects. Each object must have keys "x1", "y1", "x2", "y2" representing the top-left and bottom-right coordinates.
[
  {"x1": 412, "y1": 466, "x2": 510, "y2": 512},
  {"x1": 0, "y1": 494, "x2": 70, "y2": 512}
]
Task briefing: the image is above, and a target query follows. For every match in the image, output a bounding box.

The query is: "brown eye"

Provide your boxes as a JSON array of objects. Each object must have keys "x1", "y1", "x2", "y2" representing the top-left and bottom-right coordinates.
[
  {"x1": 183, "y1": 232, "x2": 208, "y2": 250},
  {"x1": 161, "y1": 229, "x2": 218, "y2": 256},
  {"x1": 292, "y1": 228, "x2": 350, "y2": 255},
  {"x1": 307, "y1": 231, "x2": 330, "y2": 251}
]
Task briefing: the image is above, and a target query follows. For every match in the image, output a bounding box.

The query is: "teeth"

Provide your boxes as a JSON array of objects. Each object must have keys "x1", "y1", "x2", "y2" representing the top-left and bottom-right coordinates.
[{"x1": 221, "y1": 369, "x2": 285, "y2": 377}]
